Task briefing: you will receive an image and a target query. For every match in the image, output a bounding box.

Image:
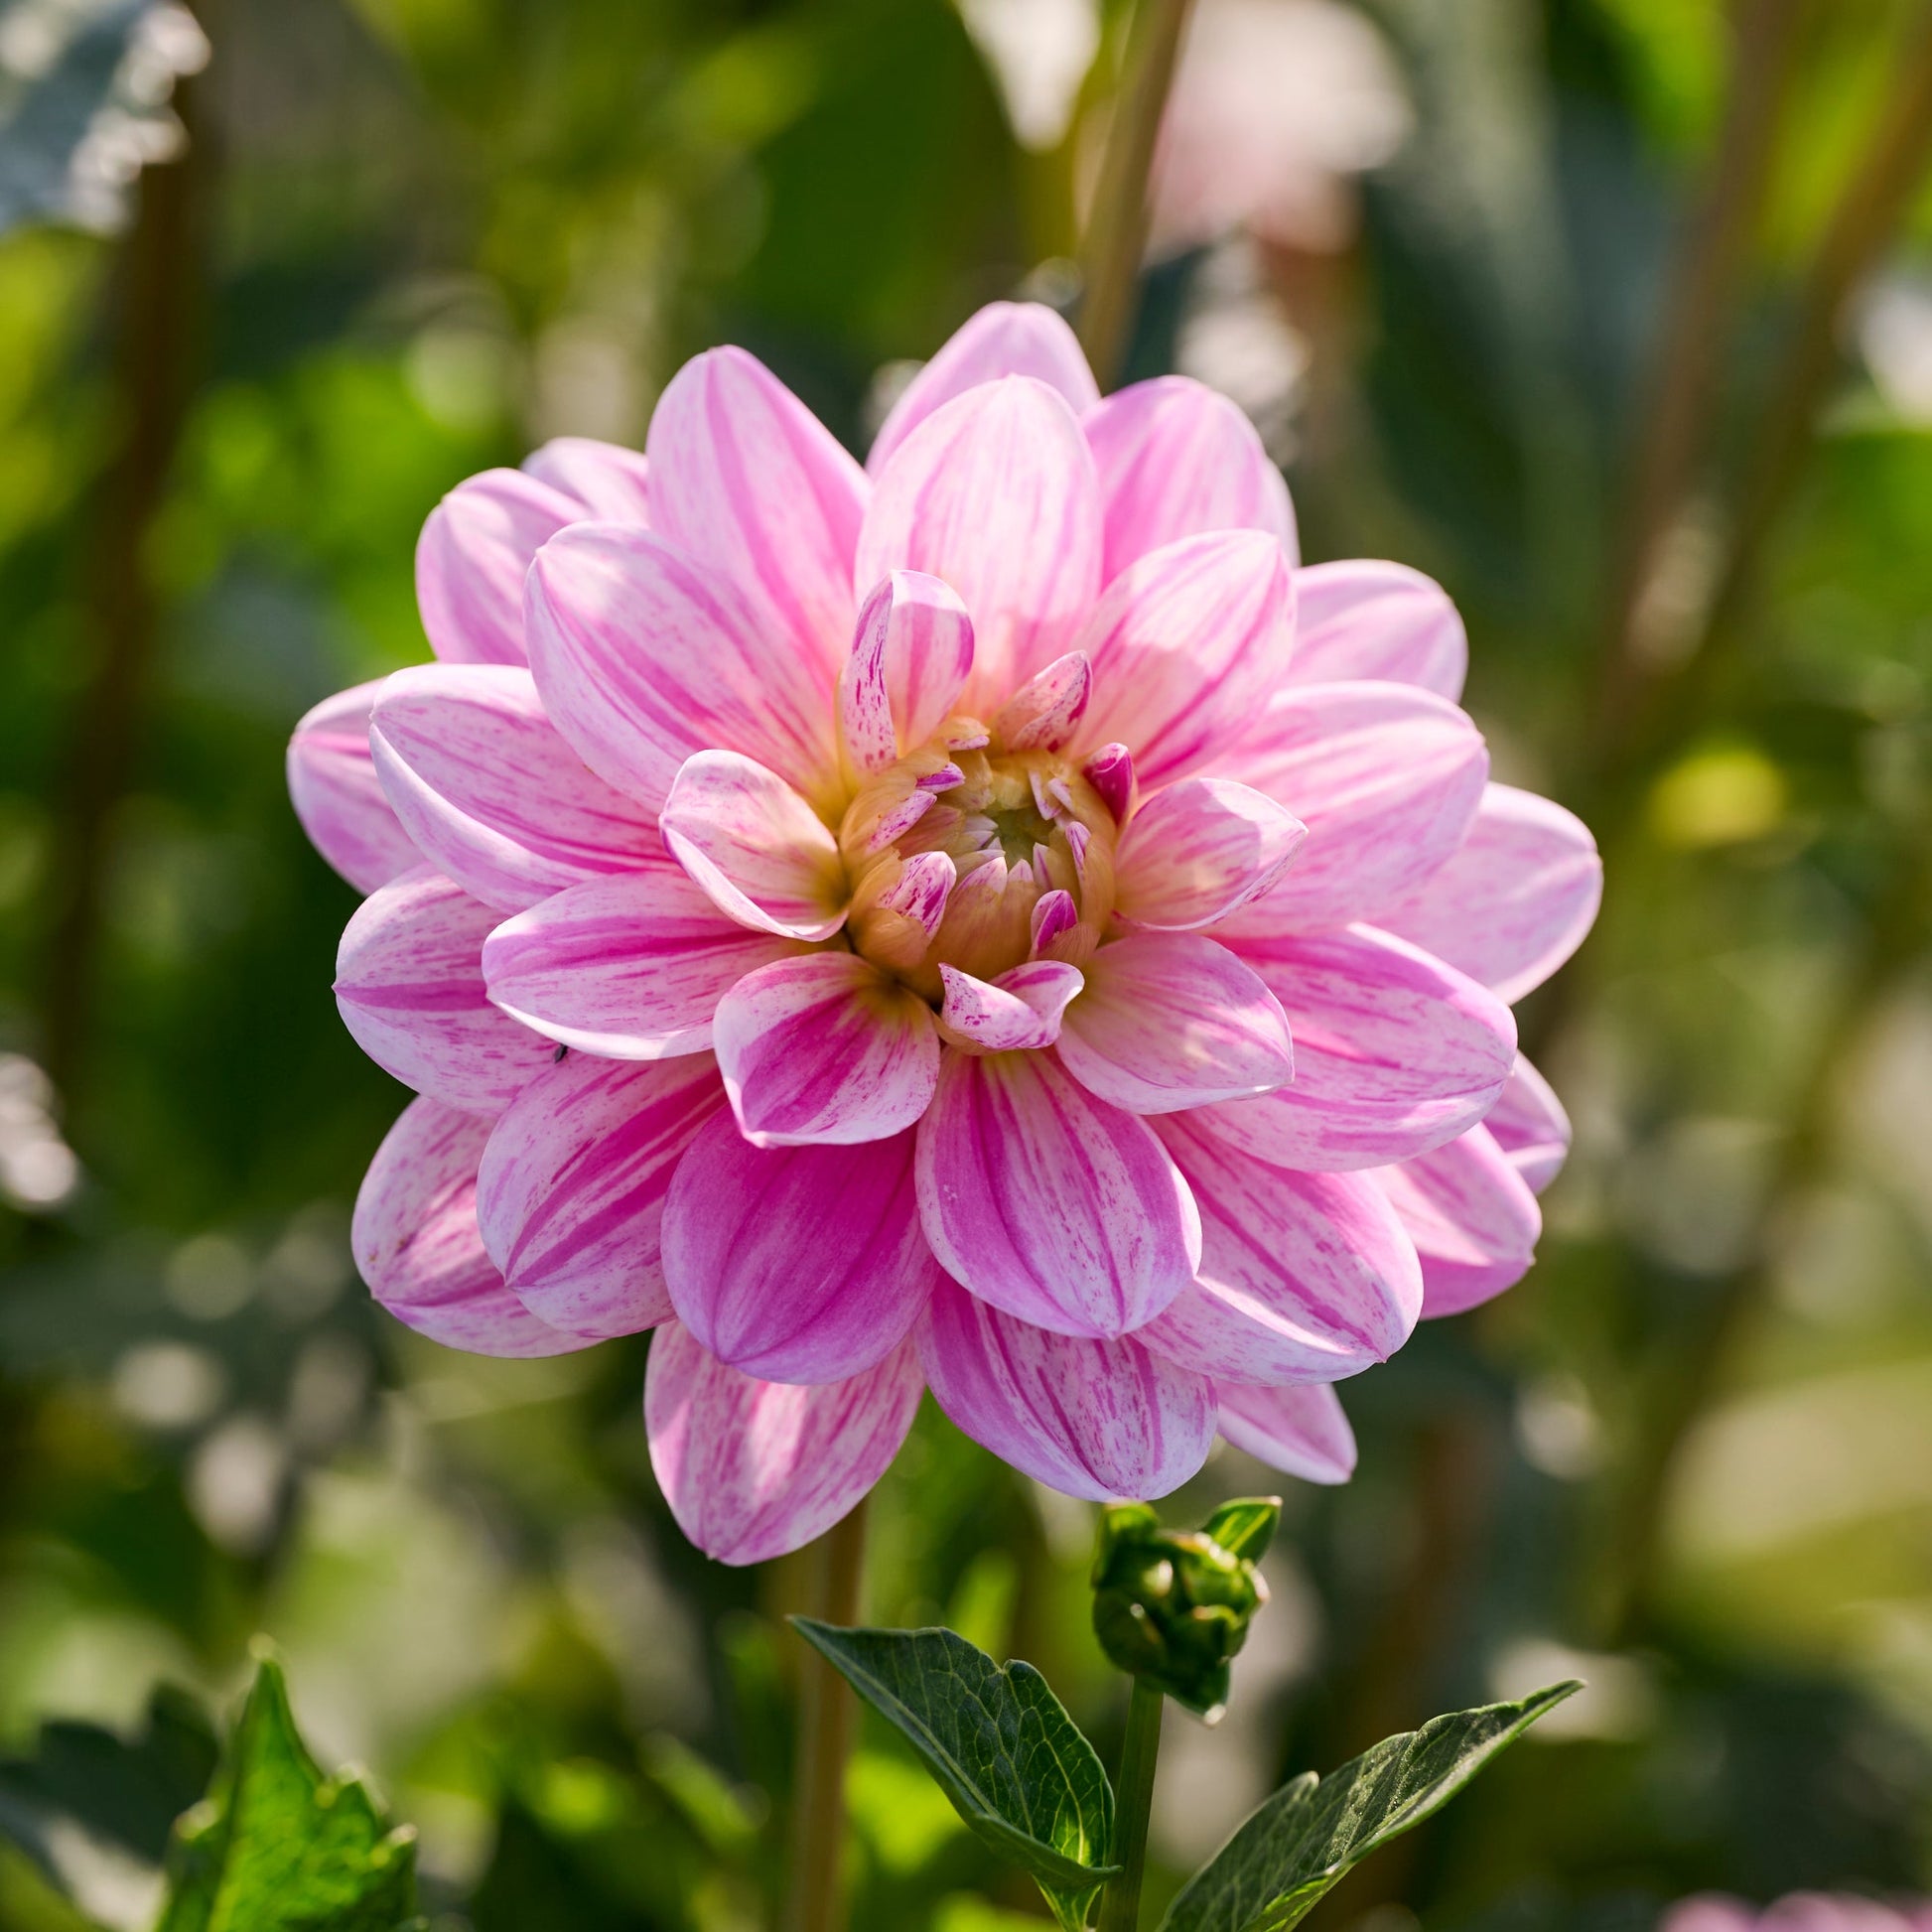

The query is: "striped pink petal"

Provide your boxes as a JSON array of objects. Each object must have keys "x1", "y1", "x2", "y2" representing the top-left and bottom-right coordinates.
[
  {"x1": 1216, "y1": 1382, "x2": 1356, "y2": 1484},
  {"x1": 1377, "y1": 782, "x2": 1601, "y2": 1003},
  {"x1": 1285, "y1": 559, "x2": 1466, "y2": 698},
  {"x1": 369, "y1": 664, "x2": 659, "y2": 913},
  {"x1": 992, "y1": 650, "x2": 1091, "y2": 753},
  {"x1": 1486, "y1": 1055, "x2": 1572, "y2": 1193},
  {"x1": 1056, "y1": 932, "x2": 1293, "y2": 1114},
  {"x1": 857, "y1": 377, "x2": 1102, "y2": 706},
  {"x1": 662, "y1": 1114, "x2": 938, "y2": 1383},
  {"x1": 476, "y1": 1052, "x2": 725, "y2": 1339},
  {"x1": 1658, "y1": 1902, "x2": 1759, "y2": 1932},
  {"x1": 1072, "y1": 530, "x2": 1295, "y2": 787},
  {"x1": 1114, "y1": 777, "x2": 1308, "y2": 930},
  {"x1": 482, "y1": 854, "x2": 805, "y2": 1060},
  {"x1": 918, "y1": 1278, "x2": 1214, "y2": 1501},
  {"x1": 521, "y1": 436, "x2": 652, "y2": 524},
  {"x1": 336, "y1": 867, "x2": 555, "y2": 1116},
  {"x1": 1375, "y1": 1124, "x2": 1541, "y2": 1318},
  {"x1": 1198, "y1": 925, "x2": 1516, "y2": 1171},
  {"x1": 913, "y1": 1048, "x2": 1200, "y2": 1337},
  {"x1": 351, "y1": 1098, "x2": 594, "y2": 1357},
  {"x1": 867, "y1": 300, "x2": 1098, "y2": 476},
  {"x1": 288, "y1": 681, "x2": 420, "y2": 894},
  {"x1": 416, "y1": 467, "x2": 584, "y2": 667},
  {"x1": 840, "y1": 570, "x2": 976, "y2": 773},
  {"x1": 1082, "y1": 375, "x2": 1298, "y2": 580},
  {"x1": 714, "y1": 952, "x2": 940, "y2": 1147},
  {"x1": 644, "y1": 1321, "x2": 922, "y2": 1566},
  {"x1": 937, "y1": 960, "x2": 1084, "y2": 1051}
]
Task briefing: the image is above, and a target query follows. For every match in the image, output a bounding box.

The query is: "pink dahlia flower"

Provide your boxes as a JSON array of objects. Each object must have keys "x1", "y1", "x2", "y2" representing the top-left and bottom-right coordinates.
[
  {"x1": 1662, "y1": 1897, "x2": 1932, "y2": 1932},
  {"x1": 288, "y1": 304, "x2": 1599, "y2": 1566}
]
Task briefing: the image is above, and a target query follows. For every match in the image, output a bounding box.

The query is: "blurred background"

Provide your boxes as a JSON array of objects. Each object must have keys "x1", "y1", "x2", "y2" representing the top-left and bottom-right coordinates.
[{"x1": 1, "y1": 0, "x2": 1930, "y2": 1926}]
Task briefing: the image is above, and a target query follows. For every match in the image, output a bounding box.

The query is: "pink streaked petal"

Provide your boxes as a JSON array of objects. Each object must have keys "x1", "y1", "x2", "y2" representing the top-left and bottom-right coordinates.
[
  {"x1": 1211, "y1": 681, "x2": 1488, "y2": 935},
  {"x1": 351, "y1": 1098, "x2": 594, "y2": 1357},
  {"x1": 288, "y1": 681, "x2": 421, "y2": 894},
  {"x1": 1378, "y1": 782, "x2": 1602, "y2": 1003},
  {"x1": 1216, "y1": 1382, "x2": 1357, "y2": 1484},
  {"x1": 1083, "y1": 742, "x2": 1136, "y2": 824},
  {"x1": 1286, "y1": 560, "x2": 1466, "y2": 698},
  {"x1": 1083, "y1": 375, "x2": 1298, "y2": 580},
  {"x1": 857, "y1": 377, "x2": 1102, "y2": 705},
  {"x1": 477, "y1": 1052, "x2": 725, "y2": 1339},
  {"x1": 1657, "y1": 1902, "x2": 1759, "y2": 1932},
  {"x1": 1032, "y1": 889, "x2": 1078, "y2": 956},
  {"x1": 1072, "y1": 530, "x2": 1296, "y2": 788},
  {"x1": 483, "y1": 856, "x2": 806, "y2": 1060},
  {"x1": 644, "y1": 1321, "x2": 922, "y2": 1566},
  {"x1": 370, "y1": 663, "x2": 660, "y2": 913},
  {"x1": 416, "y1": 467, "x2": 584, "y2": 667},
  {"x1": 336, "y1": 867, "x2": 555, "y2": 1116},
  {"x1": 1199, "y1": 925, "x2": 1517, "y2": 1171},
  {"x1": 918, "y1": 1279, "x2": 1213, "y2": 1501},
  {"x1": 1486, "y1": 1055, "x2": 1572, "y2": 1193},
  {"x1": 992, "y1": 651, "x2": 1091, "y2": 753},
  {"x1": 714, "y1": 952, "x2": 939, "y2": 1147},
  {"x1": 937, "y1": 960, "x2": 1085, "y2": 1051},
  {"x1": 873, "y1": 850, "x2": 955, "y2": 945},
  {"x1": 1140, "y1": 1110, "x2": 1421, "y2": 1383},
  {"x1": 841, "y1": 570, "x2": 977, "y2": 773},
  {"x1": 526, "y1": 524, "x2": 840, "y2": 812},
  {"x1": 662, "y1": 1115, "x2": 937, "y2": 1384},
  {"x1": 913, "y1": 1049, "x2": 1200, "y2": 1338},
  {"x1": 1375, "y1": 1124, "x2": 1541, "y2": 1319},
  {"x1": 521, "y1": 436, "x2": 652, "y2": 524},
  {"x1": 1114, "y1": 778, "x2": 1308, "y2": 930},
  {"x1": 659, "y1": 751, "x2": 848, "y2": 941},
  {"x1": 867, "y1": 301, "x2": 1099, "y2": 476},
  {"x1": 1055, "y1": 932, "x2": 1292, "y2": 1114}
]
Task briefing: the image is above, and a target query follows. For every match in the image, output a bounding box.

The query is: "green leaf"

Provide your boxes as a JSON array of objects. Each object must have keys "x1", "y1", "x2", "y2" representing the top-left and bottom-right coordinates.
[
  {"x1": 1158, "y1": 1682, "x2": 1583, "y2": 1932},
  {"x1": 1199, "y1": 1499, "x2": 1282, "y2": 1565},
  {"x1": 791, "y1": 1619, "x2": 1117, "y2": 1932},
  {"x1": 156, "y1": 1651, "x2": 424, "y2": 1932}
]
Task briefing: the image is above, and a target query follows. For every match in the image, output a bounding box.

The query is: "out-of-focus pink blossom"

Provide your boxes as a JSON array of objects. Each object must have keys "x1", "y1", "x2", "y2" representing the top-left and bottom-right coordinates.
[
  {"x1": 288, "y1": 302, "x2": 1600, "y2": 1565},
  {"x1": 1662, "y1": 1896, "x2": 1932, "y2": 1932}
]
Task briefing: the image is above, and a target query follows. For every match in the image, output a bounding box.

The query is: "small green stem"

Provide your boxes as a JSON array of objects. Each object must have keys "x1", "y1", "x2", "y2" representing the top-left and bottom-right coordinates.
[{"x1": 1097, "y1": 1678, "x2": 1164, "y2": 1932}]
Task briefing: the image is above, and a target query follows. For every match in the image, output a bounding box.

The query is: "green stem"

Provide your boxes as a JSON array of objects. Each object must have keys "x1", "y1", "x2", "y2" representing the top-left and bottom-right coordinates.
[
  {"x1": 781, "y1": 1500, "x2": 869, "y2": 1932},
  {"x1": 1097, "y1": 1678, "x2": 1165, "y2": 1932}
]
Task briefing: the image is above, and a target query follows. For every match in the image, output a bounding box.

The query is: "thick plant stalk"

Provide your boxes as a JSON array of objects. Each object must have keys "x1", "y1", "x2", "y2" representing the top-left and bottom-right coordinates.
[
  {"x1": 1096, "y1": 1678, "x2": 1165, "y2": 1932},
  {"x1": 782, "y1": 1500, "x2": 869, "y2": 1932},
  {"x1": 1076, "y1": 0, "x2": 1196, "y2": 390}
]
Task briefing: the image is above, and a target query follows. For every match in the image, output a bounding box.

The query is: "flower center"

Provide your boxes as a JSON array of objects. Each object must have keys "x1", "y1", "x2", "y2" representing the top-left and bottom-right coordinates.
[{"x1": 838, "y1": 723, "x2": 1117, "y2": 999}]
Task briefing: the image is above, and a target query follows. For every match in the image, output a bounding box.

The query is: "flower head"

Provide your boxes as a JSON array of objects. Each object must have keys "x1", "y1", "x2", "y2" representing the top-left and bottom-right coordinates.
[{"x1": 289, "y1": 302, "x2": 1600, "y2": 1566}]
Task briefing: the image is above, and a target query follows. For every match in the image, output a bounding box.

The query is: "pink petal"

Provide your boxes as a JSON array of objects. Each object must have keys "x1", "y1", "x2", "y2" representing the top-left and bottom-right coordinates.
[
  {"x1": 644, "y1": 1321, "x2": 922, "y2": 1565},
  {"x1": 1375, "y1": 1124, "x2": 1541, "y2": 1318},
  {"x1": 1197, "y1": 925, "x2": 1517, "y2": 1171},
  {"x1": 659, "y1": 751, "x2": 848, "y2": 941},
  {"x1": 1114, "y1": 777, "x2": 1308, "y2": 930},
  {"x1": 1055, "y1": 932, "x2": 1293, "y2": 1113},
  {"x1": 1211, "y1": 682, "x2": 1488, "y2": 935},
  {"x1": 714, "y1": 952, "x2": 940, "y2": 1147},
  {"x1": 1139, "y1": 1110, "x2": 1421, "y2": 1383},
  {"x1": 1071, "y1": 530, "x2": 1296, "y2": 787},
  {"x1": 867, "y1": 301, "x2": 1099, "y2": 476},
  {"x1": 662, "y1": 1115, "x2": 938, "y2": 1383},
  {"x1": 1216, "y1": 1382, "x2": 1356, "y2": 1484},
  {"x1": 857, "y1": 377, "x2": 1103, "y2": 706},
  {"x1": 1486, "y1": 1055, "x2": 1572, "y2": 1193},
  {"x1": 841, "y1": 570, "x2": 976, "y2": 772},
  {"x1": 1377, "y1": 782, "x2": 1601, "y2": 1003},
  {"x1": 521, "y1": 436, "x2": 652, "y2": 524},
  {"x1": 416, "y1": 467, "x2": 583, "y2": 667},
  {"x1": 1657, "y1": 1903, "x2": 1759, "y2": 1932},
  {"x1": 645, "y1": 346, "x2": 867, "y2": 688},
  {"x1": 991, "y1": 650, "x2": 1091, "y2": 752},
  {"x1": 288, "y1": 681, "x2": 421, "y2": 894},
  {"x1": 336, "y1": 867, "x2": 555, "y2": 1116},
  {"x1": 526, "y1": 523, "x2": 840, "y2": 812},
  {"x1": 918, "y1": 1279, "x2": 1213, "y2": 1500},
  {"x1": 913, "y1": 1048, "x2": 1200, "y2": 1337},
  {"x1": 351, "y1": 1097, "x2": 594, "y2": 1357},
  {"x1": 369, "y1": 664, "x2": 660, "y2": 913},
  {"x1": 1082, "y1": 742, "x2": 1136, "y2": 824},
  {"x1": 1286, "y1": 559, "x2": 1466, "y2": 698},
  {"x1": 1082, "y1": 375, "x2": 1297, "y2": 580},
  {"x1": 937, "y1": 960, "x2": 1085, "y2": 1051},
  {"x1": 477, "y1": 1052, "x2": 724, "y2": 1338},
  {"x1": 482, "y1": 854, "x2": 806, "y2": 1059},
  {"x1": 1031, "y1": 889, "x2": 1078, "y2": 956}
]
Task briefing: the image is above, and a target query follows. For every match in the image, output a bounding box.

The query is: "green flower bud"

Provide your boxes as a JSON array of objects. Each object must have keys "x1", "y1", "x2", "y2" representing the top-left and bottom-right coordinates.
[{"x1": 1089, "y1": 1497, "x2": 1281, "y2": 1721}]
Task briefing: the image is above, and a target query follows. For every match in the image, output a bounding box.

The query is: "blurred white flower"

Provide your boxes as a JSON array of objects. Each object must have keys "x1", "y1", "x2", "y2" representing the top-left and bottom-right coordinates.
[
  {"x1": 0, "y1": 1051, "x2": 80, "y2": 1209},
  {"x1": 956, "y1": 0, "x2": 1099, "y2": 151},
  {"x1": 1859, "y1": 269, "x2": 1932, "y2": 425}
]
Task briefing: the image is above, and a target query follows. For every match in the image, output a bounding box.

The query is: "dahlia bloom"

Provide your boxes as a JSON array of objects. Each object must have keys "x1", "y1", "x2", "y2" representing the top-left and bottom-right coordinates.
[
  {"x1": 1662, "y1": 1897, "x2": 1932, "y2": 1932},
  {"x1": 288, "y1": 303, "x2": 1599, "y2": 1566}
]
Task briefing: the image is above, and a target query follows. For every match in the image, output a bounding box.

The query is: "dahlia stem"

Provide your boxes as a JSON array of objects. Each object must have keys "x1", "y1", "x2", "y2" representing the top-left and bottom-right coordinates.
[
  {"x1": 781, "y1": 1499, "x2": 869, "y2": 1932},
  {"x1": 1097, "y1": 1677, "x2": 1164, "y2": 1932}
]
